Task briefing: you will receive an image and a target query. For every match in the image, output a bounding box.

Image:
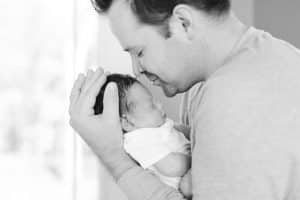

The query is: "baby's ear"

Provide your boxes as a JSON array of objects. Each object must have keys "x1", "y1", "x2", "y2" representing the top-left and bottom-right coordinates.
[{"x1": 121, "y1": 115, "x2": 135, "y2": 132}]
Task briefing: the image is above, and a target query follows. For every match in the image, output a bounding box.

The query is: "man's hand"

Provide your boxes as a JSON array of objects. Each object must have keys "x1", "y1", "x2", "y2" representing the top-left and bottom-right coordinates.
[
  {"x1": 179, "y1": 170, "x2": 192, "y2": 199},
  {"x1": 69, "y1": 68, "x2": 136, "y2": 179}
]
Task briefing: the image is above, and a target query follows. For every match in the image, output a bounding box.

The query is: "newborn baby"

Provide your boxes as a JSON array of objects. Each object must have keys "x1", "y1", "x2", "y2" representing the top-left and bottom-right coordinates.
[{"x1": 93, "y1": 73, "x2": 192, "y2": 197}]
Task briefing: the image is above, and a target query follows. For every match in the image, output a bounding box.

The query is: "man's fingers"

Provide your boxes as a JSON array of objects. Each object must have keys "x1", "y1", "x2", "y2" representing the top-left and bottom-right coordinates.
[
  {"x1": 69, "y1": 74, "x2": 86, "y2": 115},
  {"x1": 69, "y1": 74, "x2": 85, "y2": 105},
  {"x1": 81, "y1": 68, "x2": 104, "y2": 93},
  {"x1": 103, "y1": 82, "x2": 119, "y2": 119},
  {"x1": 80, "y1": 69, "x2": 93, "y2": 92},
  {"x1": 81, "y1": 71, "x2": 109, "y2": 116}
]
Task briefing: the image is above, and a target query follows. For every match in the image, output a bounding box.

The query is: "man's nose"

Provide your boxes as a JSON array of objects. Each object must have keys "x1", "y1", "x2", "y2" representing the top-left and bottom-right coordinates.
[{"x1": 131, "y1": 57, "x2": 143, "y2": 77}]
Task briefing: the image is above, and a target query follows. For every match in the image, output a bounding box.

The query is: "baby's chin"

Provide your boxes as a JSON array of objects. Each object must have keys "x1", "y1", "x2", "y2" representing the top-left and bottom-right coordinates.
[
  {"x1": 131, "y1": 113, "x2": 167, "y2": 130},
  {"x1": 161, "y1": 113, "x2": 167, "y2": 123},
  {"x1": 156, "y1": 113, "x2": 167, "y2": 127},
  {"x1": 141, "y1": 115, "x2": 166, "y2": 129}
]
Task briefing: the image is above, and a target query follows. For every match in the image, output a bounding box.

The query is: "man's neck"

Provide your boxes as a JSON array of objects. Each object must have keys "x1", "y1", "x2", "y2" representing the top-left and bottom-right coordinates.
[{"x1": 202, "y1": 12, "x2": 248, "y2": 79}]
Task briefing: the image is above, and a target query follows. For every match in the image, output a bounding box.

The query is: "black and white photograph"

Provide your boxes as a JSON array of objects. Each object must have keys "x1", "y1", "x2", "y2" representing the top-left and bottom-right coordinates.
[{"x1": 1, "y1": 0, "x2": 300, "y2": 199}]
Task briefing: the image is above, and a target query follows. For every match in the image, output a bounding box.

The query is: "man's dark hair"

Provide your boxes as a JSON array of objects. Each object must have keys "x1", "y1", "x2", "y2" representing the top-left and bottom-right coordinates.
[
  {"x1": 91, "y1": 0, "x2": 231, "y2": 26},
  {"x1": 93, "y1": 73, "x2": 139, "y2": 116}
]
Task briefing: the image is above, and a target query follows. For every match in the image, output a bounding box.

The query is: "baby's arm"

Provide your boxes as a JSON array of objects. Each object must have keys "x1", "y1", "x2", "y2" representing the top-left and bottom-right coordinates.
[{"x1": 152, "y1": 152, "x2": 191, "y2": 177}]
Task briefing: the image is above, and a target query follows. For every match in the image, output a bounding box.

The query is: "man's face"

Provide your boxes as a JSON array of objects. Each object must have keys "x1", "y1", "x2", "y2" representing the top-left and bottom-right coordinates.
[
  {"x1": 107, "y1": 0, "x2": 197, "y2": 97},
  {"x1": 125, "y1": 83, "x2": 166, "y2": 129}
]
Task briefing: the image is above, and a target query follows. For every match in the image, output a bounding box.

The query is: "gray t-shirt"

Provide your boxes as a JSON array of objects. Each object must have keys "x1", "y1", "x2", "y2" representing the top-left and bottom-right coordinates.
[{"x1": 117, "y1": 27, "x2": 300, "y2": 200}]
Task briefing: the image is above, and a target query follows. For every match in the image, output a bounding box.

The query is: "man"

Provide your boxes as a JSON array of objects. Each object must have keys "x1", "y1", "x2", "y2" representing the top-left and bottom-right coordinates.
[{"x1": 69, "y1": 0, "x2": 300, "y2": 199}]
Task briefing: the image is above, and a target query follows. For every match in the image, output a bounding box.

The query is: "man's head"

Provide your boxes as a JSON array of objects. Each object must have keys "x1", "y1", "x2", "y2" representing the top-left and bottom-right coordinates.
[
  {"x1": 94, "y1": 73, "x2": 166, "y2": 133},
  {"x1": 91, "y1": 0, "x2": 231, "y2": 97},
  {"x1": 92, "y1": 0, "x2": 230, "y2": 25}
]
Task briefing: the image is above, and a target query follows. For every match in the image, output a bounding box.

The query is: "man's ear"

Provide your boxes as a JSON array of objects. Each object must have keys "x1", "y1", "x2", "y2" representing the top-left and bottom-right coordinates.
[
  {"x1": 168, "y1": 4, "x2": 195, "y2": 40},
  {"x1": 121, "y1": 115, "x2": 135, "y2": 132}
]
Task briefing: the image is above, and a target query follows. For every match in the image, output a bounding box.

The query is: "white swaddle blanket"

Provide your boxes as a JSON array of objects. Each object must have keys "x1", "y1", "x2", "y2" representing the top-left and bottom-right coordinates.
[{"x1": 123, "y1": 118, "x2": 190, "y2": 189}]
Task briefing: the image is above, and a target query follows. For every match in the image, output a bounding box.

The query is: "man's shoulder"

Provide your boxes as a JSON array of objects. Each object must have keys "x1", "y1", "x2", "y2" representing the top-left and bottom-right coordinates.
[
  {"x1": 190, "y1": 56, "x2": 300, "y2": 122},
  {"x1": 187, "y1": 26, "x2": 300, "y2": 122},
  {"x1": 199, "y1": 31, "x2": 300, "y2": 106}
]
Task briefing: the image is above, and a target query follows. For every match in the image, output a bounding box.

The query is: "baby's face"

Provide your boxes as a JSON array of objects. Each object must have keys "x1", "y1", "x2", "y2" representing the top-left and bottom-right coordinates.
[{"x1": 125, "y1": 83, "x2": 166, "y2": 129}]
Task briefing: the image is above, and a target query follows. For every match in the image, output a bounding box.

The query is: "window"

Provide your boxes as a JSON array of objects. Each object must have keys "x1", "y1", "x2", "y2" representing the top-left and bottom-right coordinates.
[{"x1": 0, "y1": 0, "x2": 106, "y2": 199}]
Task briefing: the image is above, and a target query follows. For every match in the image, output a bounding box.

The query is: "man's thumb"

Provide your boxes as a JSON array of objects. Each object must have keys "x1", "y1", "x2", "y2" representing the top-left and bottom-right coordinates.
[{"x1": 103, "y1": 82, "x2": 119, "y2": 118}]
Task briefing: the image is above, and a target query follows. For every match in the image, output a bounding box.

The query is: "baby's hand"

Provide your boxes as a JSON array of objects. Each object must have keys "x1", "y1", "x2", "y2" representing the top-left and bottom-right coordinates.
[
  {"x1": 174, "y1": 123, "x2": 191, "y2": 140},
  {"x1": 179, "y1": 170, "x2": 192, "y2": 199}
]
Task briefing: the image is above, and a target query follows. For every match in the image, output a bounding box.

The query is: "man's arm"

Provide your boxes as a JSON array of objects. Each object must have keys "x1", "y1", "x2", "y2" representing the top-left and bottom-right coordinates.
[{"x1": 118, "y1": 166, "x2": 187, "y2": 200}]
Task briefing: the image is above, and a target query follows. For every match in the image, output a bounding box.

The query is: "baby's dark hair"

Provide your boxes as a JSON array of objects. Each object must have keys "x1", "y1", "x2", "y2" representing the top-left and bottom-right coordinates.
[{"x1": 93, "y1": 73, "x2": 139, "y2": 116}]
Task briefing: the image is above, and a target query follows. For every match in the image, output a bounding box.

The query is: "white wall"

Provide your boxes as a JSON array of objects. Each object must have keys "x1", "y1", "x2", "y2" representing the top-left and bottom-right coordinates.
[
  {"x1": 254, "y1": 0, "x2": 300, "y2": 48},
  {"x1": 232, "y1": 0, "x2": 254, "y2": 25}
]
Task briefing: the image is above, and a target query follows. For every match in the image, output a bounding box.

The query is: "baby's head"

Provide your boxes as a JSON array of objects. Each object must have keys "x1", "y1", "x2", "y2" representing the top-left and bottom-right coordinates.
[{"x1": 94, "y1": 73, "x2": 166, "y2": 133}]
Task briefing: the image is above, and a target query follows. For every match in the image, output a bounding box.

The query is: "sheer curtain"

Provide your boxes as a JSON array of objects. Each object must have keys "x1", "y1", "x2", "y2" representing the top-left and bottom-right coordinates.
[
  {"x1": 0, "y1": 0, "x2": 105, "y2": 199},
  {"x1": 0, "y1": 0, "x2": 77, "y2": 199}
]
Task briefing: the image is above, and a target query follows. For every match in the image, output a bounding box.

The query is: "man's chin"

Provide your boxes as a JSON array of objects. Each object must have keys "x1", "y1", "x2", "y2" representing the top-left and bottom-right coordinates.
[
  {"x1": 161, "y1": 85, "x2": 177, "y2": 97},
  {"x1": 151, "y1": 79, "x2": 178, "y2": 97}
]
